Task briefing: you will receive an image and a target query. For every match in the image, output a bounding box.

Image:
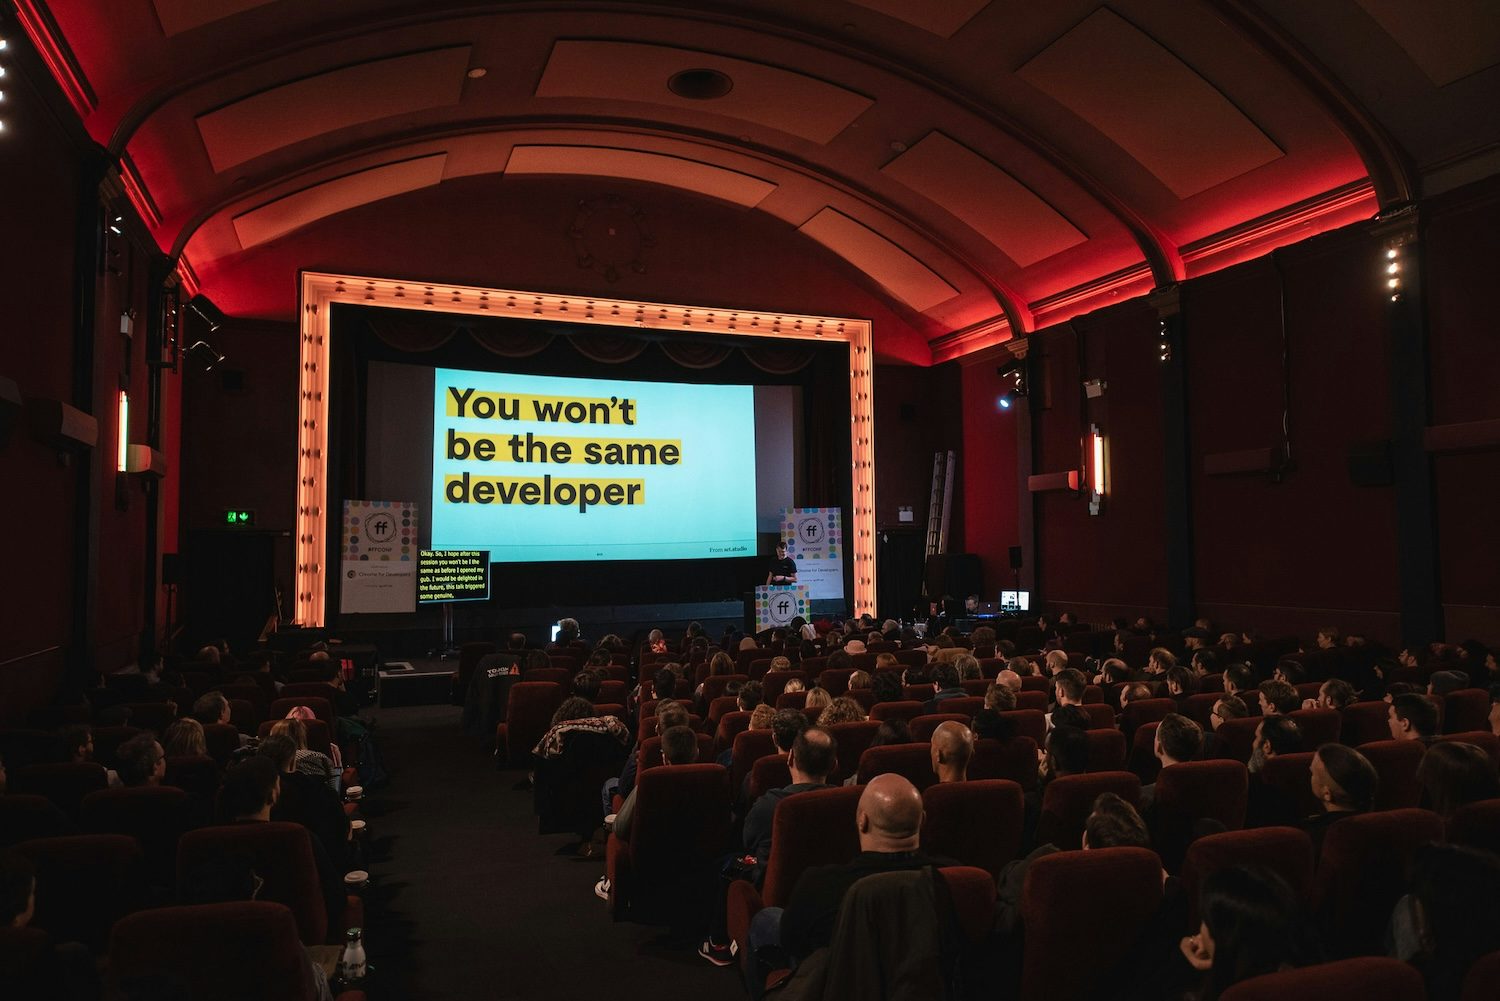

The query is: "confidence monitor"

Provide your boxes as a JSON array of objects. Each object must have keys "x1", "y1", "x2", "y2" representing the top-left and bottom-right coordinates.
[{"x1": 1000, "y1": 590, "x2": 1031, "y2": 613}]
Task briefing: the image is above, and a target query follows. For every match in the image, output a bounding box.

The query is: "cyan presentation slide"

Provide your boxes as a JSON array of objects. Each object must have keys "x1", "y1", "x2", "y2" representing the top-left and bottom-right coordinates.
[{"x1": 429, "y1": 367, "x2": 758, "y2": 562}]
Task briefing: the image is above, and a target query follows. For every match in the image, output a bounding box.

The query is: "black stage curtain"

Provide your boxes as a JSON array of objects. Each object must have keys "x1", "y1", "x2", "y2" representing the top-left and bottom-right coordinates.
[{"x1": 324, "y1": 304, "x2": 852, "y2": 617}]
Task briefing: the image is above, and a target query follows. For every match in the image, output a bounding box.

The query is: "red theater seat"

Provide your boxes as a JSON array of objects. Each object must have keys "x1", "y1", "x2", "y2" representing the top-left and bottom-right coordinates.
[
  {"x1": 726, "y1": 785, "x2": 862, "y2": 969},
  {"x1": 522, "y1": 667, "x2": 571, "y2": 686},
  {"x1": 1220, "y1": 957, "x2": 1426, "y2": 1001},
  {"x1": 911, "y1": 714, "x2": 971, "y2": 741},
  {"x1": 1342, "y1": 701, "x2": 1394, "y2": 746},
  {"x1": 921, "y1": 779, "x2": 1023, "y2": 878},
  {"x1": 1183, "y1": 692, "x2": 1222, "y2": 729},
  {"x1": 1444, "y1": 689, "x2": 1489, "y2": 734},
  {"x1": 903, "y1": 683, "x2": 936, "y2": 702},
  {"x1": 0, "y1": 795, "x2": 72, "y2": 846},
  {"x1": 818, "y1": 668, "x2": 853, "y2": 696},
  {"x1": 713, "y1": 710, "x2": 753, "y2": 751},
  {"x1": 826, "y1": 720, "x2": 880, "y2": 784},
  {"x1": 1253, "y1": 752, "x2": 1319, "y2": 827},
  {"x1": 10, "y1": 762, "x2": 109, "y2": 818},
  {"x1": 1085, "y1": 728, "x2": 1128, "y2": 774},
  {"x1": 16, "y1": 834, "x2": 146, "y2": 953},
  {"x1": 761, "y1": 670, "x2": 805, "y2": 703},
  {"x1": 1015, "y1": 691, "x2": 1049, "y2": 713},
  {"x1": 1121, "y1": 698, "x2": 1176, "y2": 736},
  {"x1": 270, "y1": 695, "x2": 335, "y2": 731},
  {"x1": 107, "y1": 901, "x2": 368, "y2": 1001},
  {"x1": 1447, "y1": 799, "x2": 1500, "y2": 851},
  {"x1": 747, "y1": 754, "x2": 793, "y2": 802},
  {"x1": 970, "y1": 737, "x2": 1040, "y2": 790},
  {"x1": 1128, "y1": 722, "x2": 1161, "y2": 783},
  {"x1": 1314, "y1": 808, "x2": 1444, "y2": 957},
  {"x1": 1080, "y1": 703, "x2": 1116, "y2": 730},
  {"x1": 1357, "y1": 740, "x2": 1425, "y2": 810},
  {"x1": 258, "y1": 718, "x2": 332, "y2": 756},
  {"x1": 869, "y1": 700, "x2": 924, "y2": 724},
  {"x1": 1183, "y1": 827, "x2": 1314, "y2": 927},
  {"x1": 1152, "y1": 760, "x2": 1249, "y2": 870},
  {"x1": 1020, "y1": 847, "x2": 1163, "y2": 1001},
  {"x1": 1287, "y1": 708, "x2": 1342, "y2": 748},
  {"x1": 605, "y1": 764, "x2": 730, "y2": 924},
  {"x1": 81, "y1": 785, "x2": 191, "y2": 886},
  {"x1": 730, "y1": 729, "x2": 780, "y2": 795},
  {"x1": 637, "y1": 733, "x2": 714, "y2": 772},
  {"x1": 1434, "y1": 730, "x2": 1500, "y2": 766},
  {"x1": 776, "y1": 692, "x2": 809, "y2": 711},
  {"x1": 1035, "y1": 772, "x2": 1141, "y2": 850},
  {"x1": 856, "y1": 743, "x2": 936, "y2": 791},
  {"x1": 203, "y1": 723, "x2": 243, "y2": 765},
  {"x1": 494, "y1": 682, "x2": 566, "y2": 767},
  {"x1": 961, "y1": 678, "x2": 991, "y2": 697},
  {"x1": 1213, "y1": 716, "x2": 1264, "y2": 764},
  {"x1": 90, "y1": 725, "x2": 142, "y2": 771},
  {"x1": 702, "y1": 674, "x2": 748, "y2": 703},
  {"x1": 177, "y1": 822, "x2": 357, "y2": 945},
  {"x1": 999, "y1": 709, "x2": 1047, "y2": 744},
  {"x1": 1462, "y1": 950, "x2": 1500, "y2": 1001},
  {"x1": 1020, "y1": 676, "x2": 1050, "y2": 693},
  {"x1": 122, "y1": 702, "x2": 178, "y2": 732}
]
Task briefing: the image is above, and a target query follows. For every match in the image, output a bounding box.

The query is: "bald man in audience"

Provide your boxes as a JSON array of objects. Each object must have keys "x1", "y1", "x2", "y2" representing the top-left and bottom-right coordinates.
[
  {"x1": 997, "y1": 669, "x2": 1023, "y2": 694},
  {"x1": 930, "y1": 721, "x2": 974, "y2": 783},
  {"x1": 744, "y1": 774, "x2": 953, "y2": 997}
]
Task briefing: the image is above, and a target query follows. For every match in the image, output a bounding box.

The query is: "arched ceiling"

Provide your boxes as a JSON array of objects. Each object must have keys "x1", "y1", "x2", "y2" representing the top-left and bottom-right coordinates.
[{"x1": 13, "y1": 0, "x2": 1500, "y2": 361}]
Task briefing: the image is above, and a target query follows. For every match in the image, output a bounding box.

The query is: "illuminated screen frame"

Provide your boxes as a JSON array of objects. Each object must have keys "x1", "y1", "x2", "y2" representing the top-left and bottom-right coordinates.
[{"x1": 295, "y1": 272, "x2": 876, "y2": 626}]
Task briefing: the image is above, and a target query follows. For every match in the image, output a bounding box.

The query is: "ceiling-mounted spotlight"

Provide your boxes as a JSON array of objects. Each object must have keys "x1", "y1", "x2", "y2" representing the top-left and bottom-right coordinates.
[
  {"x1": 185, "y1": 294, "x2": 225, "y2": 333},
  {"x1": 185, "y1": 340, "x2": 226, "y2": 371}
]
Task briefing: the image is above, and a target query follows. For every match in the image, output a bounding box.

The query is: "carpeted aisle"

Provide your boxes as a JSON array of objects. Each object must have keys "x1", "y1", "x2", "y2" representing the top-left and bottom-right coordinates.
[{"x1": 359, "y1": 705, "x2": 743, "y2": 1001}]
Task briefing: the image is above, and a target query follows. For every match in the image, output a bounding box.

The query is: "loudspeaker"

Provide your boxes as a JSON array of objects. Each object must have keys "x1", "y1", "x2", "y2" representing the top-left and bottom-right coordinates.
[
  {"x1": 1009, "y1": 546, "x2": 1024, "y2": 570},
  {"x1": 161, "y1": 553, "x2": 182, "y2": 586},
  {"x1": 925, "y1": 553, "x2": 981, "y2": 599},
  {"x1": 1348, "y1": 441, "x2": 1393, "y2": 487}
]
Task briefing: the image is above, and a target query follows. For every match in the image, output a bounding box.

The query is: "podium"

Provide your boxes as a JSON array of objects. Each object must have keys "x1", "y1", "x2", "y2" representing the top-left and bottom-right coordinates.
[{"x1": 752, "y1": 585, "x2": 812, "y2": 632}]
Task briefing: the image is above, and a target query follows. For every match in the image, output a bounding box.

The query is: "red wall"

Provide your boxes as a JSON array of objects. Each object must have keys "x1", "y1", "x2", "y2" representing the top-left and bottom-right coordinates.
[
  {"x1": 1425, "y1": 180, "x2": 1500, "y2": 640},
  {"x1": 1028, "y1": 301, "x2": 1169, "y2": 622},
  {"x1": 959, "y1": 357, "x2": 1022, "y2": 594},
  {"x1": 0, "y1": 69, "x2": 81, "y2": 717},
  {"x1": 0, "y1": 67, "x2": 181, "y2": 722},
  {"x1": 874, "y1": 363, "x2": 964, "y2": 531},
  {"x1": 977, "y1": 176, "x2": 1500, "y2": 644}
]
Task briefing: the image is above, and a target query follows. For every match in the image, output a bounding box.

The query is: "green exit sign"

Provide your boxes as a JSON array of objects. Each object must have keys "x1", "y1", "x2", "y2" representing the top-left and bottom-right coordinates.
[{"x1": 223, "y1": 509, "x2": 256, "y2": 527}]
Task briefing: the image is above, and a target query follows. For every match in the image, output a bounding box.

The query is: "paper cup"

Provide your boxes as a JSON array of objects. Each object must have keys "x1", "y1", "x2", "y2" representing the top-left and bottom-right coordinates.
[
  {"x1": 344, "y1": 870, "x2": 369, "y2": 888},
  {"x1": 345, "y1": 785, "x2": 364, "y2": 800}
]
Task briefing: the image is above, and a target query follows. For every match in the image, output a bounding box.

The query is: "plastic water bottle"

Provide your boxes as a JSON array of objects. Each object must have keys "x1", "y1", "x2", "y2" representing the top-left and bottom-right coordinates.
[{"x1": 340, "y1": 927, "x2": 367, "y2": 983}]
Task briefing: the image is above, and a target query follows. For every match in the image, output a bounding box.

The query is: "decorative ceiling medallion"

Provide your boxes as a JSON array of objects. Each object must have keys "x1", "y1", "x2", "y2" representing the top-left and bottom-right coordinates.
[{"x1": 570, "y1": 195, "x2": 653, "y2": 282}]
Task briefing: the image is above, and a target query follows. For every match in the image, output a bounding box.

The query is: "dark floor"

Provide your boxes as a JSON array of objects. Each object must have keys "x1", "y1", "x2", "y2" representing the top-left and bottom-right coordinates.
[{"x1": 359, "y1": 704, "x2": 743, "y2": 1001}]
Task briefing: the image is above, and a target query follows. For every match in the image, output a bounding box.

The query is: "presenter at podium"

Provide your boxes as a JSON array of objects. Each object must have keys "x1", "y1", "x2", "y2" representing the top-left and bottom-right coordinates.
[{"x1": 766, "y1": 541, "x2": 798, "y2": 585}]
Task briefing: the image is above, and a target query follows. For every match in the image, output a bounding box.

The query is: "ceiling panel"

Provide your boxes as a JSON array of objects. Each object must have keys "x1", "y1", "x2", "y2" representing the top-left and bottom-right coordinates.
[
  {"x1": 151, "y1": 0, "x2": 276, "y2": 37},
  {"x1": 196, "y1": 46, "x2": 471, "y2": 172},
  {"x1": 1017, "y1": 8, "x2": 1283, "y2": 199},
  {"x1": 535, "y1": 40, "x2": 873, "y2": 144},
  {"x1": 232, "y1": 153, "x2": 448, "y2": 248},
  {"x1": 882, "y1": 131, "x2": 1087, "y2": 266},
  {"x1": 798, "y1": 208, "x2": 958, "y2": 312},
  {"x1": 1354, "y1": 0, "x2": 1500, "y2": 86},
  {"x1": 844, "y1": 0, "x2": 992, "y2": 38},
  {"x1": 505, "y1": 145, "x2": 776, "y2": 206}
]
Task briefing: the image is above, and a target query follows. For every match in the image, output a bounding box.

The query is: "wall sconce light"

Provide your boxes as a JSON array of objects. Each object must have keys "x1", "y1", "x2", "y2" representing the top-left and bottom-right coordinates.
[
  {"x1": 116, "y1": 390, "x2": 129, "y2": 473},
  {"x1": 1089, "y1": 424, "x2": 1106, "y2": 516},
  {"x1": 1384, "y1": 244, "x2": 1404, "y2": 302}
]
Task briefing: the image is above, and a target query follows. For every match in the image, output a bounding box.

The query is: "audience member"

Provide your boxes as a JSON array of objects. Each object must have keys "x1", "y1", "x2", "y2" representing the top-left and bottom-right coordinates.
[
  {"x1": 258, "y1": 734, "x2": 349, "y2": 867},
  {"x1": 1249, "y1": 717, "x2": 1301, "y2": 775},
  {"x1": 985, "y1": 682, "x2": 1017, "y2": 712},
  {"x1": 1302, "y1": 743, "x2": 1377, "y2": 857},
  {"x1": 869, "y1": 720, "x2": 912, "y2": 748},
  {"x1": 1427, "y1": 670, "x2": 1470, "y2": 698},
  {"x1": 741, "y1": 727, "x2": 837, "y2": 873},
  {"x1": 1257, "y1": 680, "x2": 1299, "y2": 716},
  {"x1": 1416, "y1": 741, "x2": 1500, "y2": 818},
  {"x1": 1222, "y1": 664, "x2": 1255, "y2": 701},
  {"x1": 845, "y1": 670, "x2": 872, "y2": 691},
  {"x1": 1145, "y1": 648, "x2": 1177, "y2": 679},
  {"x1": 997, "y1": 668, "x2": 1024, "y2": 693},
  {"x1": 923, "y1": 664, "x2": 965, "y2": 714},
  {"x1": 611, "y1": 724, "x2": 699, "y2": 845},
  {"x1": 1166, "y1": 666, "x2": 1198, "y2": 700},
  {"x1": 115, "y1": 732, "x2": 165, "y2": 787},
  {"x1": 1388, "y1": 692, "x2": 1439, "y2": 743},
  {"x1": 871, "y1": 670, "x2": 904, "y2": 705},
  {"x1": 1052, "y1": 668, "x2": 1086, "y2": 709},
  {"x1": 1489, "y1": 684, "x2": 1500, "y2": 737},
  {"x1": 747, "y1": 775, "x2": 948, "y2": 995},
  {"x1": 270, "y1": 717, "x2": 338, "y2": 789},
  {"x1": 1272, "y1": 660, "x2": 1305, "y2": 688},
  {"x1": 748, "y1": 704, "x2": 776, "y2": 731},
  {"x1": 737, "y1": 680, "x2": 764, "y2": 712},
  {"x1": 1181, "y1": 866, "x2": 1316, "y2": 1001},
  {"x1": 1307, "y1": 678, "x2": 1357, "y2": 712},
  {"x1": 191, "y1": 691, "x2": 232, "y2": 727},
  {"x1": 802, "y1": 686, "x2": 831, "y2": 716},
  {"x1": 1141, "y1": 713, "x2": 1204, "y2": 810},
  {"x1": 929, "y1": 721, "x2": 974, "y2": 784},
  {"x1": 162, "y1": 717, "x2": 207, "y2": 758},
  {"x1": 571, "y1": 669, "x2": 602, "y2": 702},
  {"x1": 1389, "y1": 844, "x2": 1500, "y2": 999},
  {"x1": 817, "y1": 697, "x2": 865, "y2": 726}
]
